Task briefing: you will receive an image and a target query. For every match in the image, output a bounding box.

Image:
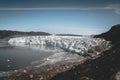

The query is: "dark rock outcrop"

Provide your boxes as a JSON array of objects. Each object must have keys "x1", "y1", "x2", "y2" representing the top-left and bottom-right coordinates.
[{"x1": 95, "y1": 24, "x2": 120, "y2": 43}]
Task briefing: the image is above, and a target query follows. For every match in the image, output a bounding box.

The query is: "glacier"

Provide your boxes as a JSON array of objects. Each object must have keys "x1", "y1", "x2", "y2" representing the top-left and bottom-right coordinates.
[{"x1": 8, "y1": 35, "x2": 110, "y2": 57}]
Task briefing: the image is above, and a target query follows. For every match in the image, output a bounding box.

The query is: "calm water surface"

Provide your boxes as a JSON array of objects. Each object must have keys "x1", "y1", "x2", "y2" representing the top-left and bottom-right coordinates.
[{"x1": 0, "y1": 46, "x2": 54, "y2": 71}]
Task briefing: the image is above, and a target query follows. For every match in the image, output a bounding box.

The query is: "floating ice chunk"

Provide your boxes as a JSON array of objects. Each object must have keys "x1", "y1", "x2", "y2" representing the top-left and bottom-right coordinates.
[
  {"x1": 7, "y1": 65, "x2": 10, "y2": 67},
  {"x1": 30, "y1": 74, "x2": 33, "y2": 78},
  {"x1": 7, "y1": 59, "x2": 10, "y2": 62},
  {"x1": 23, "y1": 70, "x2": 27, "y2": 73}
]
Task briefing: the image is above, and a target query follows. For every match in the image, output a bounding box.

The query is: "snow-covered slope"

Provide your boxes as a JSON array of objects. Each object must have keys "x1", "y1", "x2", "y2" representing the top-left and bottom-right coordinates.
[{"x1": 8, "y1": 35, "x2": 110, "y2": 56}]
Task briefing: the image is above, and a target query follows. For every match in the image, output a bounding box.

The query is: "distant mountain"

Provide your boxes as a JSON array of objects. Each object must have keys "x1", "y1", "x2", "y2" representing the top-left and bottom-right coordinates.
[
  {"x1": 56, "y1": 34, "x2": 83, "y2": 36},
  {"x1": 0, "y1": 30, "x2": 51, "y2": 39},
  {"x1": 95, "y1": 24, "x2": 120, "y2": 43}
]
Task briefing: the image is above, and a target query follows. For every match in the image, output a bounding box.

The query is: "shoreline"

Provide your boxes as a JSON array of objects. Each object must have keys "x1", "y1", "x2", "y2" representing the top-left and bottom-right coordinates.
[
  {"x1": 5, "y1": 54, "x2": 101, "y2": 80},
  {"x1": 0, "y1": 53, "x2": 103, "y2": 80},
  {"x1": 6, "y1": 59, "x2": 87, "y2": 80}
]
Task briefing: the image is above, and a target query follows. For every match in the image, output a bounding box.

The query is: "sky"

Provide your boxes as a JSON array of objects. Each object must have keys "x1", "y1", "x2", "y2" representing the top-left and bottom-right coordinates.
[{"x1": 0, "y1": 0, "x2": 120, "y2": 35}]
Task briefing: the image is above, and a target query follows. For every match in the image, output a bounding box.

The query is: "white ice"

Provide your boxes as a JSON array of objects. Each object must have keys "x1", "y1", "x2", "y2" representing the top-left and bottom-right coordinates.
[{"x1": 8, "y1": 35, "x2": 109, "y2": 65}]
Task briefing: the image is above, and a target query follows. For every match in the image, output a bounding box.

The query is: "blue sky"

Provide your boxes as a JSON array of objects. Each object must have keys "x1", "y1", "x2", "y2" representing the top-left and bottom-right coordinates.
[{"x1": 0, "y1": 0, "x2": 120, "y2": 35}]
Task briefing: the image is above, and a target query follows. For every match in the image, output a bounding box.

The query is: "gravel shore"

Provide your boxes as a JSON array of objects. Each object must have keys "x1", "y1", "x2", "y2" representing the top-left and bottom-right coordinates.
[{"x1": 5, "y1": 59, "x2": 87, "y2": 80}]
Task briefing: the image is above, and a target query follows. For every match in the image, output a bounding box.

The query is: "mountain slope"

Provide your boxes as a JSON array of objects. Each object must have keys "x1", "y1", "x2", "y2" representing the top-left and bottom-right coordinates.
[
  {"x1": 0, "y1": 30, "x2": 51, "y2": 40},
  {"x1": 95, "y1": 24, "x2": 120, "y2": 43}
]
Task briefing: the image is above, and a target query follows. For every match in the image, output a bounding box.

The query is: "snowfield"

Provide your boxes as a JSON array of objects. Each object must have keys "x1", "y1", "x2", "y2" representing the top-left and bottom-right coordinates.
[{"x1": 8, "y1": 35, "x2": 110, "y2": 57}]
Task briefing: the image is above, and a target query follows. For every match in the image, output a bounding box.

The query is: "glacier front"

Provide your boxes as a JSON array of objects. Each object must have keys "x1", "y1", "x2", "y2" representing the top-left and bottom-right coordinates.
[{"x1": 8, "y1": 35, "x2": 110, "y2": 57}]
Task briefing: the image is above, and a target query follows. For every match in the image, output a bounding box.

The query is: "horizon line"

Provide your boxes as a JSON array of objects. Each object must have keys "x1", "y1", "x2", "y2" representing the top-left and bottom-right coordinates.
[{"x1": 0, "y1": 7, "x2": 112, "y2": 10}]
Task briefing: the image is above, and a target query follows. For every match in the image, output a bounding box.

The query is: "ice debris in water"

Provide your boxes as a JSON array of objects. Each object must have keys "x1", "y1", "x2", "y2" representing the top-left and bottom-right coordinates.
[
  {"x1": 23, "y1": 70, "x2": 27, "y2": 73},
  {"x1": 7, "y1": 65, "x2": 10, "y2": 67},
  {"x1": 30, "y1": 74, "x2": 33, "y2": 78},
  {"x1": 7, "y1": 59, "x2": 10, "y2": 62}
]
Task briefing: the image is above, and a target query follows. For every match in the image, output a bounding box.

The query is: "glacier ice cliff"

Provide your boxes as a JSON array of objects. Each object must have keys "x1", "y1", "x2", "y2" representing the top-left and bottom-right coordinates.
[{"x1": 8, "y1": 35, "x2": 110, "y2": 57}]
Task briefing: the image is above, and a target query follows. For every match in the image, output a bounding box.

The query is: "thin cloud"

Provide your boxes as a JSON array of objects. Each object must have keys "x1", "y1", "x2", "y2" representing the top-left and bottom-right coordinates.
[
  {"x1": 0, "y1": 4, "x2": 120, "y2": 14},
  {"x1": 105, "y1": 4, "x2": 120, "y2": 15}
]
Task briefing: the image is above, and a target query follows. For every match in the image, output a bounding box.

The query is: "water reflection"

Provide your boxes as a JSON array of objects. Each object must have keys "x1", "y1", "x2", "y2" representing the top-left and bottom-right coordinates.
[
  {"x1": 0, "y1": 41, "x2": 10, "y2": 48},
  {"x1": 8, "y1": 42, "x2": 86, "y2": 67},
  {"x1": 9, "y1": 42, "x2": 61, "y2": 52}
]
